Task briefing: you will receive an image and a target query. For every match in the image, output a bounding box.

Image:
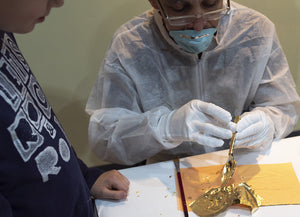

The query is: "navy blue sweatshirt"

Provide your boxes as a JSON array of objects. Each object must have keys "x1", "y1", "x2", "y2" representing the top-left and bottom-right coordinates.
[{"x1": 0, "y1": 31, "x2": 103, "y2": 217}]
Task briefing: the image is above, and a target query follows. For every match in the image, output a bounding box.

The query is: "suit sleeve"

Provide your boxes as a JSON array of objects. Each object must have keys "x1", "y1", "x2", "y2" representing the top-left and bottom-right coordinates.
[
  {"x1": 77, "y1": 158, "x2": 104, "y2": 189},
  {"x1": 0, "y1": 194, "x2": 13, "y2": 217}
]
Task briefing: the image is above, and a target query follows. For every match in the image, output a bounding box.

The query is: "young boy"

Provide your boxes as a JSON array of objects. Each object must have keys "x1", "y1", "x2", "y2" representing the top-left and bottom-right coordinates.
[{"x1": 0, "y1": 0, "x2": 129, "y2": 216}]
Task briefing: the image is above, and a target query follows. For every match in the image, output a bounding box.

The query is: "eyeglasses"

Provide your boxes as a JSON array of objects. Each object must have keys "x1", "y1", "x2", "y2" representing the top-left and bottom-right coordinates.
[{"x1": 157, "y1": 0, "x2": 231, "y2": 26}]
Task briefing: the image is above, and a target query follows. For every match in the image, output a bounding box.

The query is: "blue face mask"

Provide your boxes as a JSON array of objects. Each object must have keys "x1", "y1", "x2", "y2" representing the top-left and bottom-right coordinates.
[{"x1": 169, "y1": 28, "x2": 217, "y2": 53}]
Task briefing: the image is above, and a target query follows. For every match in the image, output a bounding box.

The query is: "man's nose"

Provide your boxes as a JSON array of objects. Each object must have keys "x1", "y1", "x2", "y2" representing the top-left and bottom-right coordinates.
[{"x1": 186, "y1": 18, "x2": 205, "y2": 31}]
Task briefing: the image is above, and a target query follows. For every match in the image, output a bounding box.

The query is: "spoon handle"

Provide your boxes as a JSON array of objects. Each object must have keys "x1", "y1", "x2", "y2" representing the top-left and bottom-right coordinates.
[{"x1": 228, "y1": 116, "x2": 241, "y2": 156}]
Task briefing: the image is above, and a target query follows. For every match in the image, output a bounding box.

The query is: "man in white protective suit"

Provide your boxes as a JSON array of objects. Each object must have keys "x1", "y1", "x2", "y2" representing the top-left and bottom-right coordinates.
[{"x1": 86, "y1": 0, "x2": 300, "y2": 165}]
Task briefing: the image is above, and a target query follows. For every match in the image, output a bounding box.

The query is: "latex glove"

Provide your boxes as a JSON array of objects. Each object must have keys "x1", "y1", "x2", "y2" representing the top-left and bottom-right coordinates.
[
  {"x1": 90, "y1": 170, "x2": 130, "y2": 200},
  {"x1": 160, "y1": 100, "x2": 236, "y2": 147},
  {"x1": 235, "y1": 110, "x2": 275, "y2": 149}
]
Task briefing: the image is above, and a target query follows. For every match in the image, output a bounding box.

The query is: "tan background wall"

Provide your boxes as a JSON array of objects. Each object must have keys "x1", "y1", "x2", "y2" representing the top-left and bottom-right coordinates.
[{"x1": 15, "y1": 0, "x2": 300, "y2": 167}]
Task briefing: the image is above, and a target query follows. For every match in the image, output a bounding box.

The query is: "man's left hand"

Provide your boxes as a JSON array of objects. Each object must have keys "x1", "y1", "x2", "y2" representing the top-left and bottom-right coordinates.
[{"x1": 235, "y1": 110, "x2": 275, "y2": 149}]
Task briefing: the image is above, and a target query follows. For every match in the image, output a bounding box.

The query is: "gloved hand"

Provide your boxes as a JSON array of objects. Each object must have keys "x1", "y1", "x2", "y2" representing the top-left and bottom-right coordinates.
[
  {"x1": 235, "y1": 109, "x2": 275, "y2": 149},
  {"x1": 159, "y1": 100, "x2": 236, "y2": 148}
]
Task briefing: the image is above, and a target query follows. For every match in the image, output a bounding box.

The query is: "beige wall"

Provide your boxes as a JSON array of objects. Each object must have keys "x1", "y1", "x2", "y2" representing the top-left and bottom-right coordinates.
[{"x1": 15, "y1": 0, "x2": 300, "y2": 167}]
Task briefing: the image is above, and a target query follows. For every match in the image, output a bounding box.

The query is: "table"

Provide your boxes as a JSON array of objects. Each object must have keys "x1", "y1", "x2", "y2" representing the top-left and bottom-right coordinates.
[{"x1": 95, "y1": 136, "x2": 300, "y2": 217}]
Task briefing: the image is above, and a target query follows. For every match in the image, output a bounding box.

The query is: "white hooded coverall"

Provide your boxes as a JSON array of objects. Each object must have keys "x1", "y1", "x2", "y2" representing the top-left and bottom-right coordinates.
[{"x1": 86, "y1": 2, "x2": 300, "y2": 165}]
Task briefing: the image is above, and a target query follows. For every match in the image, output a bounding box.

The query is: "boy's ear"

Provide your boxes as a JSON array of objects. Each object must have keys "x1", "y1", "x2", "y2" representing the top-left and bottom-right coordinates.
[{"x1": 148, "y1": 0, "x2": 160, "y2": 10}]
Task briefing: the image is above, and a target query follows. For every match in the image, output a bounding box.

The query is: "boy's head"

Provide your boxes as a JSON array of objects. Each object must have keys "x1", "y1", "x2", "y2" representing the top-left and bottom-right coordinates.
[{"x1": 0, "y1": 0, "x2": 64, "y2": 33}]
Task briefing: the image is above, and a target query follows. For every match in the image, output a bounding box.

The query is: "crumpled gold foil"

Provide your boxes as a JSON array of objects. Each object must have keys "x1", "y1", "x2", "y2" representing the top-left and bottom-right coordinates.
[
  {"x1": 189, "y1": 185, "x2": 235, "y2": 217},
  {"x1": 189, "y1": 182, "x2": 263, "y2": 217},
  {"x1": 235, "y1": 182, "x2": 263, "y2": 214}
]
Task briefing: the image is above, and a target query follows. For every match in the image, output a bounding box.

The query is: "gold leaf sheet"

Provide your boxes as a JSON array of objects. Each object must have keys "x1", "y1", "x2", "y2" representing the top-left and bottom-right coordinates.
[{"x1": 175, "y1": 163, "x2": 300, "y2": 211}]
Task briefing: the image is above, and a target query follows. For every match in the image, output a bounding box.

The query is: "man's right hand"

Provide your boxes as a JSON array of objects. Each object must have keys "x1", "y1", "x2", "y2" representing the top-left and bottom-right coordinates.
[{"x1": 161, "y1": 100, "x2": 236, "y2": 147}]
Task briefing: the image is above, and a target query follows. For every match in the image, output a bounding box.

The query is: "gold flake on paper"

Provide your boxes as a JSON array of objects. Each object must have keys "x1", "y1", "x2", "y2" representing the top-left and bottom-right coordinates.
[
  {"x1": 189, "y1": 182, "x2": 263, "y2": 217},
  {"x1": 189, "y1": 185, "x2": 235, "y2": 217}
]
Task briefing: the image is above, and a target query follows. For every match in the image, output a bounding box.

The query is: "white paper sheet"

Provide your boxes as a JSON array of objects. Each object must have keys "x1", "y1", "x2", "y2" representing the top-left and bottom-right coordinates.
[{"x1": 96, "y1": 136, "x2": 300, "y2": 217}]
